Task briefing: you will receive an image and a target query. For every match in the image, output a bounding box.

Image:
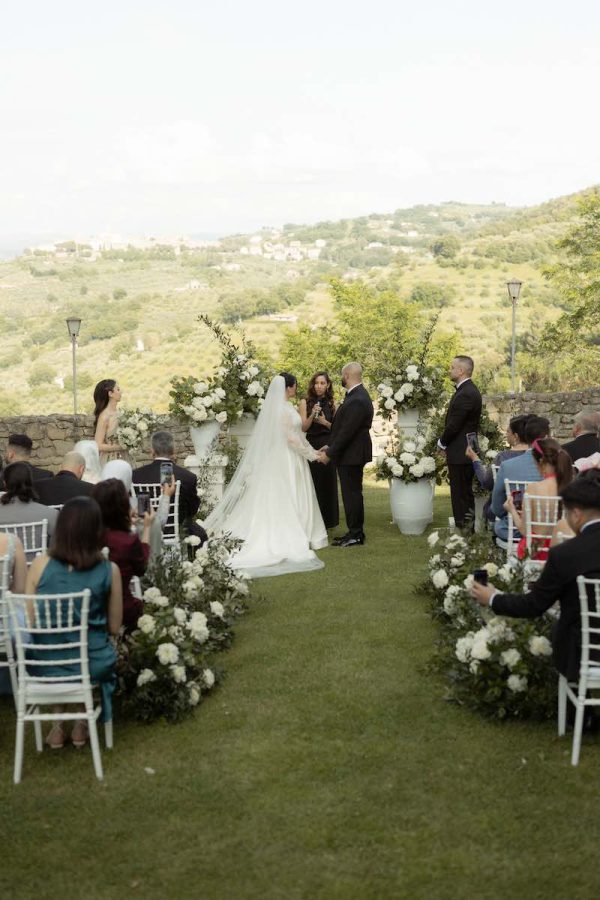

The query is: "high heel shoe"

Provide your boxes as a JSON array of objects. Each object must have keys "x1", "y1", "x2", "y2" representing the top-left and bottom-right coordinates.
[
  {"x1": 45, "y1": 723, "x2": 66, "y2": 750},
  {"x1": 71, "y1": 720, "x2": 89, "y2": 749}
]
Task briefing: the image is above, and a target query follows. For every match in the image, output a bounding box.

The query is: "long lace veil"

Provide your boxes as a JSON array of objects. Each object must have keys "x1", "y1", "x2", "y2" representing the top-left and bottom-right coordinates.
[{"x1": 205, "y1": 374, "x2": 288, "y2": 532}]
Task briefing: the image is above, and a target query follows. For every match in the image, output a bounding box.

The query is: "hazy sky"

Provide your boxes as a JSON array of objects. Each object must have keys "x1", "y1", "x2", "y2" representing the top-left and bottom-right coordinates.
[{"x1": 1, "y1": 0, "x2": 599, "y2": 238}]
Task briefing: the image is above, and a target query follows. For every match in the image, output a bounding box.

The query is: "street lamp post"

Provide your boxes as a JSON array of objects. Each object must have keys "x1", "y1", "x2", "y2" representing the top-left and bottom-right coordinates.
[
  {"x1": 506, "y1": 279, "x2": 522, "y2": 394},
  {"x1": 66, "y1": 317, "x2": 82, "y2": 414}
]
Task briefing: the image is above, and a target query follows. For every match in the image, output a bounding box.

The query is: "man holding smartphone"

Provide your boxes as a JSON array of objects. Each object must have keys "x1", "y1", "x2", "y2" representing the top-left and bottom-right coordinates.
[{"x1": 437, "y1": 355, "x2": 482, "y2": 530}]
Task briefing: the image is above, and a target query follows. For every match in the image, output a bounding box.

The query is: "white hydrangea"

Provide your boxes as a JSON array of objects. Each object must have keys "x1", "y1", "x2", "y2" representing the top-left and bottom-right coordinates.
[
  {"x1": 215, "y1": 411, "x2": 228, "y2": 424},
  {"x1": 421, "y1": 457, "x2": 437, "y2": 474},
  {"x1": 463, "y1": 574, "x2": 474, "y2": 590},
  {"x1": 391, "y1": 463, "x2": 404, "y2": 478},
  {"x1": 188, "y1": 685, "x2": 201, "y2": 706},
  {"x1": 500, "y1": 648, "x2": 521, "y2": 669},
  {"x1": 203, "y1": 668, "x2": 215, "y2": 688},
  {"x1": 496, "y1": 564, "x2": 514, "y2": 583},
  {"x1": 487, "y1": 618, "x2": 515, "y2": 642},
  {"x1": 403, "y1": 441, "x2": 417, "y2": 452},
  {"x1": 248, "y1": 365, "x2": 259, "y2": 377},
  {"x1": 210, "y1": 601, "x2": 225, "y2": 619},
  {"x1": 450, "y1": 553, "x2": 465, "y2": 569},
  {"x1": 185, "y1": 535, "x2": 201, "y2": 546},
  {"x1": 193, "y1": 406, "x2": 208, "y2": 422},
  {"x1": 406, "y1": 365, "x2": 419, "y2": 381},
  {"x1": 483, "y1": 562, "x2": 498, "y2": 577},
  {"x1": 529, "y1": 635, "x2": 552, "y2": 657},
  {"x1": 410, "y1": 463, "x2": 425, "y2": 478},
  {"x1": 432, "y1": 569, "x2": 449, "y2": 589},
  {"x1": 137, "y1": 614, "x2": 156, "y2": 635},
  {"x1": 394, "y1": 388, "x2": 405, "y2": 402},
  {"x1": 456, "y1": 633, "x2": 475, "y2": 662},
  {"x1": 194, "y1": 382, "x2": 208, "y2": 394},
  {"x1": 479, "y1": 436, "x2": 490, "y2": 452},
  {"x1": 173, "y1": 607, "x2": 187, "y2": 626},
  {"x1": 214, "y1": 387, "x2": 227, "y2": 399},
  {"x1": 443, "y1": 594, "x2": 457, "y2": 615},
  {"x1": 401, "y1": 382, "x2": 414, "y2": 396},
  {"x1": 143, "y1": 587, "x2": 162, "y2": 602},
  {"x1": 170, "y1": 665, "x2": 187, "y2": 684},
  {"x1": 384, "y1": 398, "x2": 396, "y2": 411},
  {"x1": 136, "y1": 668, "x2": 156, "y2": 687},
  {"x1": 156, "y1": 642, "x2": 179, "y2": 666},
  {"x1": 400, "y1": 452, "x2": 416, "y2": 465},
  {"x1": 486, "y1": 450, "x2": 497, "y2": 459},
  {"x1": 246, "y1": 380, "x2": 262, "y2": 396},
  {"x1": 507, "y1": 674, "x2": 528, "y2": 693},
  {"x1": 381, "y1": 385, "x2": 394, "y2": 398},
  {"x1": 427, "y1": 531, "x2": 439, "y2": 548},
  {"x1": 471, "y1": 635, "x2": 491, "y2": 661},
  {"x1": 428, "y1": 553, "x2": 441, "y2": 569},
  {"x1": 446, "y1": 535, "x2": 467, "y2": 550},
  {"x1": 188, "y1": 611, "x2": 209, "y2": 643}
]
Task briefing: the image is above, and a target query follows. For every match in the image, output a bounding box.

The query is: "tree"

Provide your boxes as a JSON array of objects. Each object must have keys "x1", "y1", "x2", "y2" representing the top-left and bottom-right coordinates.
[
  {"x1": 113, "y1": 288, "x2": 127, "y2": 300},
  {"x1": 410, "y1": 282, "x2": 455, "y2": 308},
  {"x1": 431, "y1": 234, "x2": 460, "y2": 259}
]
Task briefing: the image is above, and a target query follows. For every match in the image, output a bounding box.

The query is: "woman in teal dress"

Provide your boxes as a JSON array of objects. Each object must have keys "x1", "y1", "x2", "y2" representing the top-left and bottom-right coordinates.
[{"x1": 26, "y1": 496, "x2": 123, "y2": 749}]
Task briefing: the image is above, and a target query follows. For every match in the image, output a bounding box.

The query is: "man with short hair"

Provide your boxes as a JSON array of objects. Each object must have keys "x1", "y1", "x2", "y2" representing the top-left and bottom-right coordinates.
[
  {"x1": 562, "y1": 410, "x2": 600, "y2": 463},
  {"x1": 437, "y1": 355, "x2": 482, "y2": 529},
  {"x1": 472, "y1": 469, "x2": 600, "y2": 682},
  {"x1": 132, "y1": 431, "x2": 205, "y2": 540},
  {"x1": 490, "y1": 415, "x2": 550, "y2": 539},
  {"x1": 35, "y1": 451, "x2": 92, "y2": 505},
  {"x1": 5, "y1": 433, "x2": 52, "y2": 482}
]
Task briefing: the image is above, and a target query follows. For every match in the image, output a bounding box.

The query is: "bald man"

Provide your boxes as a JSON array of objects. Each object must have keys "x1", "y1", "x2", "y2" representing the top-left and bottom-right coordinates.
[
  {"x1": 35, "y1": 451, "x2": 93, "y2": 505},
  {"x1": 318, "y1": 362, "x2": 373, "y2": 547}
]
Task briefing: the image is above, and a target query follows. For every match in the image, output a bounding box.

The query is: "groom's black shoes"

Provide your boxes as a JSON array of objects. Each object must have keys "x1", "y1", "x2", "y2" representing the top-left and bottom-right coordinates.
[
  {"x1": 339, "y1": 535, "x2": 365, "y2": 547},
  {"x1": 331, "y1": 533, "x2": 350, "y2": 546}
]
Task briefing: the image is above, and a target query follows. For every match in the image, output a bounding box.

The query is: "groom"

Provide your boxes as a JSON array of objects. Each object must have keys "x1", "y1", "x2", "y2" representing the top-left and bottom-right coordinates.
[{"x1": 317, "y1": 362, "x2": 373, "y2": 547}]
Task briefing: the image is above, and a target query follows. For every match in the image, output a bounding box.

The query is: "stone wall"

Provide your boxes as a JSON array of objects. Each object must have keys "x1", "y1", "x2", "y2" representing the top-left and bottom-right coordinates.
[
  {"x1": 0, "y1": 387, "x2": 599, "y2": 470},
  {"x1": 483, "y1": 387, "x2": 600, "y2": 442},
  {"x1": 0, "y1": 415, "x2": 195, "y2": 471}
]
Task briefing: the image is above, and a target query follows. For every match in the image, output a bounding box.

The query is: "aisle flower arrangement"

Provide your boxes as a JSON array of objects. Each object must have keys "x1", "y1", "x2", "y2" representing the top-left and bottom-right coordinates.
[
  {"x1": 116, "y1": 407, "x2": 160, "y2": 455},
  {"x1": 120, "y1": 534, "x2": 250, "y2": 722},
  {"x1": 420, "y1": 529, "x2": 556, "y2": 719}
]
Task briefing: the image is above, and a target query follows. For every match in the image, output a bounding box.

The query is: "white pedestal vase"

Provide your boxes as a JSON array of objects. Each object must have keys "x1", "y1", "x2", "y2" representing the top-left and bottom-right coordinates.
[
  {"x1": 389, "y1": 477, "x2": 435, "y2": 535},
  {"x1": 228, "y1": 412, "x2": 256, "y2": 451},
  {"x1": 189, "y1": 421, "x2": 221, "y2": 459},
  {"x1": 185, "y1": 453, "x2": 229, "y2": 511},
  {"x1": 397, "y1": 409, "x2": 420, "y2": 437}
]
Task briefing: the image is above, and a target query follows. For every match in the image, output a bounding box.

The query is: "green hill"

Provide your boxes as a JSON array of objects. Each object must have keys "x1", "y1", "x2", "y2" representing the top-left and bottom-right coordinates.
[{"x1": 0, "y1": 186, "x2": 593, "y2": 415}]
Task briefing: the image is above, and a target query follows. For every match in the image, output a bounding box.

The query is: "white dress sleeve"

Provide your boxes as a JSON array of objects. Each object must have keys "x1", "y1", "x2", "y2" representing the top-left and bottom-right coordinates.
[{"x1": 283, "y1": 408, "x2": 319, "y2": 461}]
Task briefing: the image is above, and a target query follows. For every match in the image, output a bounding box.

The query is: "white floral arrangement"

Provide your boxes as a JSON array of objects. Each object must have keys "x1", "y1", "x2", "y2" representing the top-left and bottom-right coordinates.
[
  {"x1": 168, "y1": 376, "x2": 230, "y2": 426},
  {"x1": 116, "y1": 407, "x2": 160, "y2": 454},
  {"x1": 375, "y1": 430, "x2": 437, "y2": 484},
  {"x1": 422, "y1": 528, "x2": 556, "y2": 719},
  {"x1": 377, "y1": 361, "x2": 444, "y2": 419}
]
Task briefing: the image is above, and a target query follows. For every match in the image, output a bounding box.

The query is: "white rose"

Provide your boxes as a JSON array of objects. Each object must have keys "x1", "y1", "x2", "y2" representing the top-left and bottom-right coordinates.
[
  {"x1": 391, "y1": 463, "x2": 404, "y2": 478},
  {"x1": 483, "y1": 563, "x2": 498, "y2": 577},
  {"x1": 427, "y1": 531, "x2": 439, "y2": 548},
  {"x1": 210, "y1": 601, "x2": 225, "y2": 619},
  {"x1": 202, "y1": 395, "x2": 213, "y2": 407},
  {"x1": 188, "y1": 685, "x2": 201, "y2": 706},
  {"x1": 403, "y1": 441, "x2": 417, "y2": 453},
  {"x1": 247, "y1": 380, "x2": 262, "y2": 396},
  {"x1": 249, "y1": 365, "x2": 259, "y2": 376},
  {"x1": 136, "y1": 668, "x2": 156, "y2": 687},
  {"x1": 486, "y1": 450, "x2": 497, "y2": 459},
  {"x1": 156, "y1": 642, "x2": 179, "y2": 666},
  {"x1": 500, "y1": 648, "x2": 521, "y2": 669},
  {"x1": 432, "y1": 569, "x2": 449, "y2": 589},
  {"x1": 507, "y1": 674, "x2": 527, "y2": 693},
  {"x1": 173, "y1": 607, "x2": 187, "y2": 626},
  {"x1": 400, "y1": 452, "x2": 416, "y2": 465},
  {"x1": 394, "y1": 388, "x2": 406, "y2": 402},
  {"x1": 188, "y1": 611, "x2": 209, "y2": 643},
  {"x1": 203, "y1": 668, "x2": 215, "y2": 688},
  {"x1": 450, "y1": 553, "x2": 465, "y2": 569},
  {"x1": 497, "y1": 564, "x2": 513, "y2": 583},
  {"x1": 471, "y1": 637, "x2": 491, "y2": 661},
  {"x1": 193, "y1": 406, "x2": 208, "y2": 422},
  {"x1": 384, "y1": 398, "x2": 396, "y2": 411},
  {"x1": 194, "y1": 382, "x2": 208, "y2": 394},
  {"x1": 185, "y1": 535, "x2": 201, "y2": 546},
  {"x1": 409, "y1": 463, "x2": 425, "y2": 478},
  {"x1": 401, "y1": 382, "x2": 414, "y2": 396},
  {"x1": 463, "y1": 574, "x2": 474, "y2": 590},
  {"x1": 143, "y1": 587, "x2": 162, "y2": 601},
  {"x1": 138, "y1": 420, "x2": 148, "y2": 432},
  {"x1": 215, "y1": 411, "x2": 228, "y2": 423},
  {"x1": 456, "y1": 633, "x2": 475, "y2": 663},
  {"x1": 421, "y1": 457, "x2": 436, "y2": 474},
  {"x1": 214, "y1": 387, "x2": 226, "y2": 399},
  {"x1": 529, "y1": 635, "x2": 552, "y2": 657},
  {"x1": 443, "y1": 594, "x2": 457, "y2": 615},
  {"x1": 382, "y1": 385, "x2": 394, "y2": 398},
  {"x1": 170, "y1": 665, "x2": 187, "y2": 683},
  {"x1": 428, "y1": 553, "x2": 441, "y2": 569},
  {"x1": 137, "y1": 614, "x2": 156, "y2": 635},
  {"x1": 479, "y1": 436, "x2": 490, "y2": 451}
]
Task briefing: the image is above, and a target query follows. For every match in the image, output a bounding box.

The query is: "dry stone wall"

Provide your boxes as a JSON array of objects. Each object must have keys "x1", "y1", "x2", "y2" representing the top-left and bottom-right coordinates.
[{"x1": 0, "y1": 387, "x2": 599, "y2": 471}]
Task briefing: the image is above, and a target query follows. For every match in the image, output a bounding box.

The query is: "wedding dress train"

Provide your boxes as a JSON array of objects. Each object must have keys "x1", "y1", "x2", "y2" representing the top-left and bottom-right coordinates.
[{"x1": 205, "y1": 375, "x2": 328, "y2": 577}]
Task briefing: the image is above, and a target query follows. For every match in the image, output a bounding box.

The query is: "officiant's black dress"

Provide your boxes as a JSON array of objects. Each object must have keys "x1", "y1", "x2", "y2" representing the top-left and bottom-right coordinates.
[{"x1": 306, "y1": 399, "x2": 339, "y2": 529}]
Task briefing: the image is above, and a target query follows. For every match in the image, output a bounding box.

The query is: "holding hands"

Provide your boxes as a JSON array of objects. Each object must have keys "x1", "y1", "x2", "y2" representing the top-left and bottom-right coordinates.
[{"x1": 316, "y1": 447, "x2": 330, "y2": 465}]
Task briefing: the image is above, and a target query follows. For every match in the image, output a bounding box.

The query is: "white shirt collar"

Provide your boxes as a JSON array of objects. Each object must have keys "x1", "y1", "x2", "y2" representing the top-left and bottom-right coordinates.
[
  {"x1": 581, "y1": 518, "x2": 600, "y2": 532},
  {"x1": 346, "y1": 382, "x2": 362, "y2": 395},
  {"x1": 455, "y1": 377, "x2": 471, "y2": 390}
]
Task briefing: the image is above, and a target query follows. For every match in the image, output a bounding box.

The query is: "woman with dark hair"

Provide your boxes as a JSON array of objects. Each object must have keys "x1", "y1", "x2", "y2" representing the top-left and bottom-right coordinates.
[
  {"x1": 504, "y1": 437, "x2": 574, "y2": 560},
  {"x1": 298, "y1": 371, "x2": 339, "y2": 529},
  {"x1": 205, "y1": 372, "x2": 327, "y2": 576},
  {"x1": 0, "y1": 462, "x2": 59, "y2": 548},
  {"x1": 93, "y1": 378, "x2": 124, "y2": 464},
  {"x1": 92, "y1": 478, "x2": 154, "y2": 629},
  {"x1": 466, "y1": 414, "x2": 531, "y2": 490},
  {"x1": 26, "y1": 496, "x2": 123, "y2": 749}
]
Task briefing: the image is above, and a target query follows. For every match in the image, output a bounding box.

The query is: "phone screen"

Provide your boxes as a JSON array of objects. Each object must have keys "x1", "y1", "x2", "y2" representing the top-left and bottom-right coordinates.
[
  {"x1": 466, "y1": 432, "x2": 479, "y2": 453},
  {"x1": 137, "y1": 493, "x2": 151, "y2": 516},
  {"x1": 160, "y1": 462, "x2": 174, "y2": 485},
  {"x1": 473, "y1": 569, "x2": 488, "y2": 585},
  {"x1": 511, "y1": 490, "x2": 523, "y2": 511}
]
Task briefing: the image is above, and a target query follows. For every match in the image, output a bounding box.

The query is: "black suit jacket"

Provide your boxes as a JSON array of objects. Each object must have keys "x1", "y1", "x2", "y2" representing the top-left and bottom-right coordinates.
[
  {"x1": 440, "y1": 380, "x2": 482, "y2": 466},
  {"x1": 562, "y1": 433, "x2": 600, "y2": 464},
  {"x1": 35, "y1": 471, "x2": 93, "y2": 505},
  {"x1": 326, "y1": 385, "x2": 373, "y2": 467},
  {"x1": 132, "y1": 459, "x2": 200, "y2": 525},
  {"x1": 0, "y1": 461, "x2": 53, "y2": 491},
  {"x1": 492, "y1": 522, "x2": 600, "y2": 680}
]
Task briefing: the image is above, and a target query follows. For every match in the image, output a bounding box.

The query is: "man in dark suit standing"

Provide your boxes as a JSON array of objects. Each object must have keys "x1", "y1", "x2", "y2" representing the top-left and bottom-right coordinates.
[
  {"x1": 132, "y1": 431, "x2": 206, "y2": 541},
  {"x1": 437, "y1": 355, "x2": 482, "y2": 529},
  {"x1": 317, "y1": 362, "x2": 373, "y2": 547},
  {"x1": 35, "y1": 451, "x2": 92, "y2": 505},
  {"x1": 471, "y1": 471, "x2": 600, "y2": 682},
  {"x1": 4, "y1": 433, "x2": 53, "y2": 482},
  {"x1": 562, "y1": 411, "x2": 600, "y2": 463}
]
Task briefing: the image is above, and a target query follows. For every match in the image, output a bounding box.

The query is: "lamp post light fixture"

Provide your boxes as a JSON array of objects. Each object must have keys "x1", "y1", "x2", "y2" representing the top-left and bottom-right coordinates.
[
  {"x1": 66, "y1": 317, "x2": 82, "y2": 414},
  {"x1": 506, "y1": 279, "x2": 522, "y2": 394}
]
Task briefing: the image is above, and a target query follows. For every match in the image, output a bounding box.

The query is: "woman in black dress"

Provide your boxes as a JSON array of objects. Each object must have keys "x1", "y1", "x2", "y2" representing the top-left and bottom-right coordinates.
[{"x1": 298, "y1": 372, "x2": 339, "y2": 529}]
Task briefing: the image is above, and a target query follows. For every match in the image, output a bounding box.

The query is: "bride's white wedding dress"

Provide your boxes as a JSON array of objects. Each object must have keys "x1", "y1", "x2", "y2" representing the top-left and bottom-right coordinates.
[{"x1": 205, "y1": 375, "x2": 328, "y2": 577}]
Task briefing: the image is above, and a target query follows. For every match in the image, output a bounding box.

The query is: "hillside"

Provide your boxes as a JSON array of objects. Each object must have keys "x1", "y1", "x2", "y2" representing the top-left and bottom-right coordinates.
[{"x1": 0, "y1": 187, "x2": 591, "y2": 416}]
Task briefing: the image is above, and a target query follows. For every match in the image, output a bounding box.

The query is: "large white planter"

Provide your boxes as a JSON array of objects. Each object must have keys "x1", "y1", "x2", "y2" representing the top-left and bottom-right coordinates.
[
  {"x1": 190, "y1": 421, "x2": 221, "y2": 459},
  {"x1": 390, "y1": 477, "x2": 435, "y2": 535},
  {"x1": 397, "y1": 409, "x2": 420, "y2": 437},
  {"x1": 228, "y1": 412, "x2": 256, "y2": 451}
]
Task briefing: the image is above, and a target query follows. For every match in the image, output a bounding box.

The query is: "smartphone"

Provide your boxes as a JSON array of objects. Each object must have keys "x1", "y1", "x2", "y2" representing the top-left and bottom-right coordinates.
[
  {"x1": 473, "y1": 569, "x2": 488, "y2": 585},
  {"x1": 160, "y1": 461, "x2": 174, "y2": 485},
  {"x1": 511, "y1": 489, "x2": 523, "y2": 511},
  {"x1": 466, "y1": 432, "x2": 480, "y2": 454},
  {"x1": 137, "y1": 493, "x2": 151, "y2": 516}
]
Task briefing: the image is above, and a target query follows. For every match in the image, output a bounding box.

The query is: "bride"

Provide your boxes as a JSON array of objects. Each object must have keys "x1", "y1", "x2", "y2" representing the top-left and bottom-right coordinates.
[{"x1": 205, "y1": 372, "x2": 328, "y2": 577}]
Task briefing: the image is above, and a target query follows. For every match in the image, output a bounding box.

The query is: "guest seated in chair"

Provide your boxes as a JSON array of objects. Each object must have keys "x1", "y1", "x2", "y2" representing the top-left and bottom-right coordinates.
[
  {"x1": 92, "y1": 478, "x2": 153, "y2": 630},
  {"x1": 0, "y1": 462, "x2": 59, "y2": 543},
  {"x1": 2, "y1": 433, "x2": 52, "y2": 486},
  {"x1": 101, "y1": 459, "x2": 173, "y2": 558},
  {"x1": 466, "y1": 413, "x2": 532, "y2": 522},
  {"x1": 491, "y1": 416, "x2": 550, "y2": 541},
  {"x1": 132, "y1": 431, "x2": 207, "y2": 543},
  {"x1": 35, "y1": 451, "x2": 93, "y2": 506},
  {"x1": 26, "y1": 497, "x2": 123, "y2": 750},
  {"x1": 562, "y1": 411, "x2": 600, "y2": 464}
]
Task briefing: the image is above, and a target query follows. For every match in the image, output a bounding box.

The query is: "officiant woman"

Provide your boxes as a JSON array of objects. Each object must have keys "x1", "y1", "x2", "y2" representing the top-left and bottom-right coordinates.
[{"x1": 299, "y1": 372, "x2": 339, "y2": 529}]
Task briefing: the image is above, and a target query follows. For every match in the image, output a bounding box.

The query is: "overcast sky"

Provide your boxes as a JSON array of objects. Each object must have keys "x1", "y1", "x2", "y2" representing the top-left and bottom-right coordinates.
[{"x1": 1, "y1": 0, "x2": 599, "y2": 239}]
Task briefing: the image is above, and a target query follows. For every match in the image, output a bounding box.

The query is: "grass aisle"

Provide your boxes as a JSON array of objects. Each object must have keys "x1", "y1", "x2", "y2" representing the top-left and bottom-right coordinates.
[{"x1": 0, "y1": 483, "x2": 597, "y2": 899}]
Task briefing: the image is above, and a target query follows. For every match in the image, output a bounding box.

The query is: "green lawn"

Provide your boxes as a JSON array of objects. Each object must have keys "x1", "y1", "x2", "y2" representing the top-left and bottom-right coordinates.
[{"x1": 0, "y1": 483, "x2": 596, "y2": 899}]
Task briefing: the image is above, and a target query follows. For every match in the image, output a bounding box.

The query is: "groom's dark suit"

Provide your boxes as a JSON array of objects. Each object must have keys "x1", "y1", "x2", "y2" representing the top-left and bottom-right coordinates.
[
  {"x1": 440, "y1": 378, "x2": 482, "y2": 528},
  {"x1": 325, "y1": 384, "x2": 373, "y2": 540}
]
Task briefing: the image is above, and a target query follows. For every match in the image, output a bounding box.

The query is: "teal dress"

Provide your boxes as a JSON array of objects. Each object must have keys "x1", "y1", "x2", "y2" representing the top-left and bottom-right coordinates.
[{"x1": 31, "y1": 558, "x2": 117, "y2": 721}]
